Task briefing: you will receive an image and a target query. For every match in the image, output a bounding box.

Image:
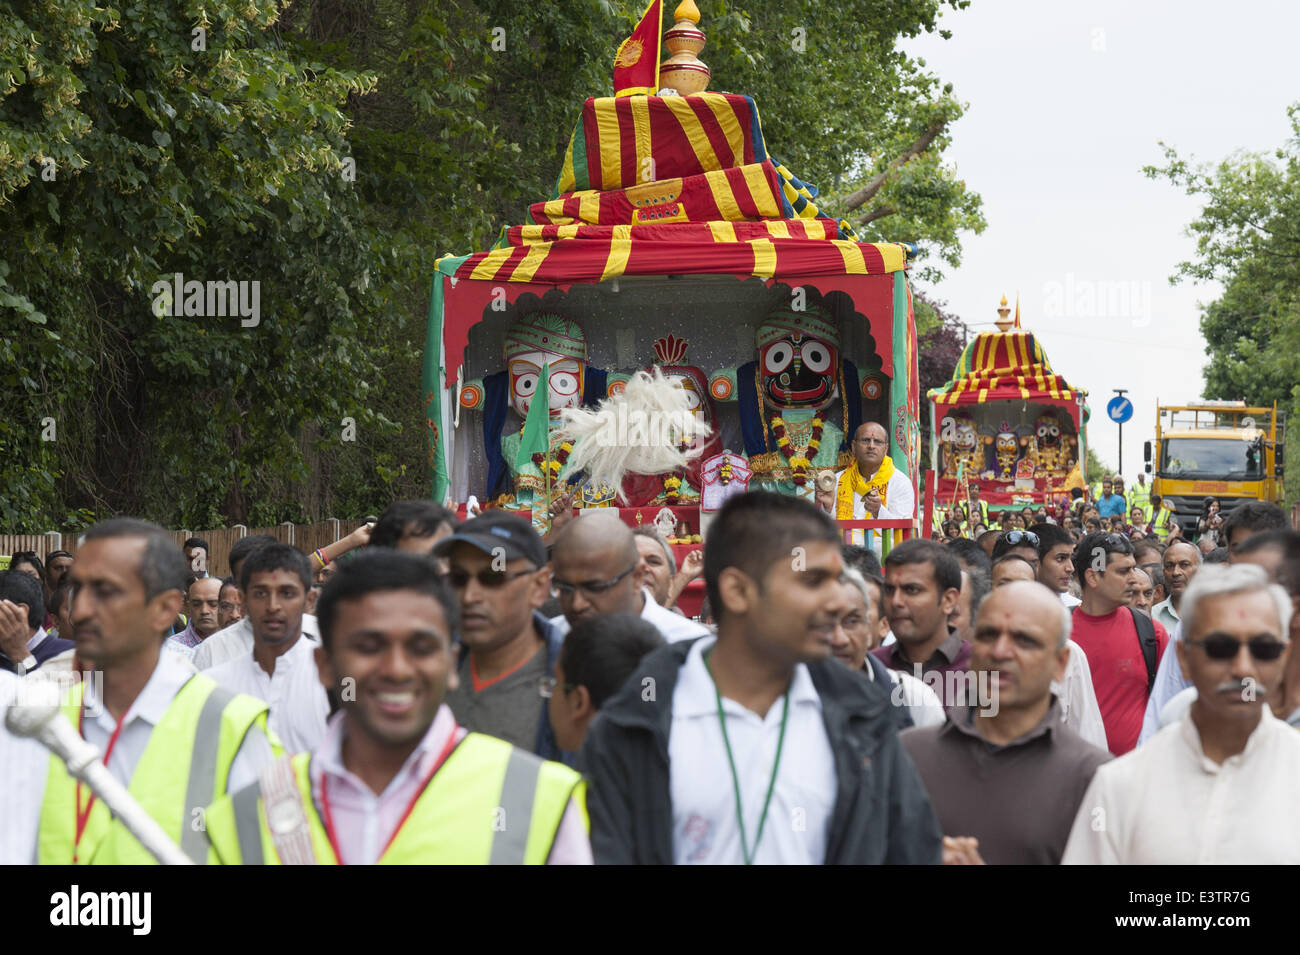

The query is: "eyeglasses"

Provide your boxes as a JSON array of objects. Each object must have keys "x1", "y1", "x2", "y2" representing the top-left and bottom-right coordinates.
[
  {"x1": 446, "y1": 567, "x2": 536, "y2": 590},
  {"x1": 537, "y1": 675, "x2": 576, "y2": 699},
  {"x1": 1002, "y1": 530, "x2": 1039, "y2": 547},
  {"x1": 553, "y1": 564, "x2": 637, "y2": 598},
  {"x1": 853, "y1": 437, "x2": 889, "y2": 447},
  {"x1": 218, "y1": 601, "x2": 240, "y2": 613},
  {"x1": 1186, "y1": 635, "x2": 1287, "y2": 662}
]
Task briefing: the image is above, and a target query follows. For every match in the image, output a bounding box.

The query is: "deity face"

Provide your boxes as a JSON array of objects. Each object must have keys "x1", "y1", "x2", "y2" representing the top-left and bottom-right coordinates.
[
  {"x1": 508, "y1": 351, "x2": 584, "y2": 418},
  {"x1": 760, "y1": 333, "x2": 838, "y2": 410},
  {"x1": 1035, "y1": 414, "x2": 1062, "y2": 449},
  {"x1": 953, "y1": 417, "x2": 977, "y2": 451},
  {"x1": 996, "y1": 432, "x2": 1018, "y2": 455}
]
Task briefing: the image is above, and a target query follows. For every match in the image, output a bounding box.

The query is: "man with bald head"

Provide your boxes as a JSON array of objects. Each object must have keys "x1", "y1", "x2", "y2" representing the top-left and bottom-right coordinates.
[
  {"x1": 835, "y1": 422, "x2": 916, "y2": 545},
  {"x1": 901, "y1": 581, "x2": 1111, "y2": 864},
  {"x1": 548, "y1": 512, "x2": 709, "y2": 644}
]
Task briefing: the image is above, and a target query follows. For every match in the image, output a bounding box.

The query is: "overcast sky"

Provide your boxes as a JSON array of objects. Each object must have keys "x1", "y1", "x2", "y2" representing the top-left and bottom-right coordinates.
[{"x1": 905, "y1": 0, "x2": 1298, "y2": 479}]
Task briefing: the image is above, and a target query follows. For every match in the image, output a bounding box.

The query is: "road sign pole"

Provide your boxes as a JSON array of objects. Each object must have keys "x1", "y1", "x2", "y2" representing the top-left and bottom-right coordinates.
[{"x1": 1112, "y1": 388, "x2": 1129, "y2": 478}]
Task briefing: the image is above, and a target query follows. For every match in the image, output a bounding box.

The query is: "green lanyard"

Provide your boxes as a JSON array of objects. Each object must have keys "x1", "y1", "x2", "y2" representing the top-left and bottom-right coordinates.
[{"x1": 704, "y1": 650, "x2": 791, "y2": 865}]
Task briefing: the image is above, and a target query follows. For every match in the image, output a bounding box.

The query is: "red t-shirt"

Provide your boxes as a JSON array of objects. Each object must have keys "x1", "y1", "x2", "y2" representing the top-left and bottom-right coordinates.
[{"x1": 1071, "y1": 608, "x2": 1169, "y2": 755}]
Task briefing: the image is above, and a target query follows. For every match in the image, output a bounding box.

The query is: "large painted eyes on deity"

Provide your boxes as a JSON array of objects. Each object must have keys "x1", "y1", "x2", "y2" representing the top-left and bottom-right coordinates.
[
  {"x1": 1049, "y1": 426, "x2": 1060, "y2": 437},
  {"x1": 681, "y1": 389, "x2": 701, "y2": 410},
  {"x1": 550, "y1": 371, "x2": 579, "y2": 396},
  {"x1": 764, "y1": 342, "x2": 794, "y2": 373},
  {"x1": 514, "y1": 373, "x2": 538, "y2": 397},
  {"x1": 800, "y1": 341, "x2": 832, "y2": 373}
]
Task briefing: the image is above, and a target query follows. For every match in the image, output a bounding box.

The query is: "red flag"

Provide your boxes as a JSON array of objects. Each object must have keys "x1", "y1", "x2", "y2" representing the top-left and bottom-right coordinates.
[{"x1": 613, "y1": 0, "x2": 662, "y2": 97}]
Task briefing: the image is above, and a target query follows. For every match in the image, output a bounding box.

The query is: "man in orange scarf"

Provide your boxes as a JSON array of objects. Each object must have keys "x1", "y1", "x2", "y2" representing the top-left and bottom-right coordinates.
[{"x1": 836, "y1": 423, "x2": 916, "y2": 544}]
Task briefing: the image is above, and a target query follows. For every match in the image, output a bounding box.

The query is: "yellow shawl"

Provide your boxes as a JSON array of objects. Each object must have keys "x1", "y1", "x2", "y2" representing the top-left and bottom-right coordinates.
[{"x1": 835, "y1": 456, "x2": 895, "y2": 520}]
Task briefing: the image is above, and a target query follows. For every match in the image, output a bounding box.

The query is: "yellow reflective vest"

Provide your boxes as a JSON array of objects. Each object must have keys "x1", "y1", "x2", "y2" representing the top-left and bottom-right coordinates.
[
  {"x1": 38, "y1": 675, "x2": 272, "y2": 865},
  {"x1": 204, "y1": 732, "x2": 585, "y2": 865},
  {"x1": 1152, "y1": 505, "x2": 1175, "y2": 541}
]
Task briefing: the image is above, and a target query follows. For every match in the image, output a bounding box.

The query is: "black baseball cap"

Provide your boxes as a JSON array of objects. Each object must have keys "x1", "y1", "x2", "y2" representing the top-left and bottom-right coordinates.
[{"x1": 432, "y1": 511, "x2": 546, "y2": 567}]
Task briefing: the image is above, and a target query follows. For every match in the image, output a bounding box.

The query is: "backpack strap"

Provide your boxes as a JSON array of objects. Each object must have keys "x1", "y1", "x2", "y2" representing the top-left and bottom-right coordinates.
[
  {"x1": 1070, "y1": 606, "x2": 1160, "y2": 694},
  {"x1": 1127, "y1": 606, "x2": 1159, "y2": 694}
]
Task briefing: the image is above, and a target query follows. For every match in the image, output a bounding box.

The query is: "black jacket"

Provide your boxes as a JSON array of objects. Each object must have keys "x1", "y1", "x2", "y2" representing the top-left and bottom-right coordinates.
[{"x1": 580, "y1": 637, "x2": 943, "y2": 864}]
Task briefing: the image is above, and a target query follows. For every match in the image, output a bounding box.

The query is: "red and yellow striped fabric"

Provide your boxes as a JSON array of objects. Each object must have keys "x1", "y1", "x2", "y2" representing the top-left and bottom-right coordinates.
[
  {"x1": 532, "y1": 160, "x2": 788, "y2": 227},
  {"x1": 500, "y1": 219, "x2": 841, "y2": 247},
  {"x1": 439, "y1": 236, "x2": 908, "y2": 285},
  {"x1": 929, "y1": 331, "x2": 1084, "y2": 406},
  {"x1": 555, "y1": 93, "x2": 766, "y2": 194}
]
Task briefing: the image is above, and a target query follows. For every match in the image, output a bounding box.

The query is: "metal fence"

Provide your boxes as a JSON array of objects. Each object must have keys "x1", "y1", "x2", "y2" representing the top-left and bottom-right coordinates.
[{"x1": 0, "y1": 520, "x2": 370, "y2": 579}]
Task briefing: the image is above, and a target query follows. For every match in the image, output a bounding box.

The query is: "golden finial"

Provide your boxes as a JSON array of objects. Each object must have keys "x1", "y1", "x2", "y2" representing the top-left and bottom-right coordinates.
[
  {"x1": 661, "y1": 0, "x2": 710, "y2": 95},
  {"x1": 995, "y1": 294, "x2": 1013, "y2": 332}
]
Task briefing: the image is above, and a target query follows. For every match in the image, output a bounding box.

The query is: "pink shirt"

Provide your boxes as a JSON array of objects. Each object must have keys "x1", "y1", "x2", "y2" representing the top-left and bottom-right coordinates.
[{"x1": 308, "y1": 705, "x2": 591, "y2": 864}]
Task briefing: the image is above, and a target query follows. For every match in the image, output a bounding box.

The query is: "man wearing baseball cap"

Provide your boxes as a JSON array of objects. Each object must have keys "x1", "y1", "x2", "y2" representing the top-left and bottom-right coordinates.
[{"x1": 433, "y1": 511, "x2": 568, "y2": 761}]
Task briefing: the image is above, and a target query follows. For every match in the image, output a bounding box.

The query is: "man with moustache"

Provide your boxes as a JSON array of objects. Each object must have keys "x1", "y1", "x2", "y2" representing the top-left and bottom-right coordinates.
[
  {"x1": 0, "y1": 518, "x2": 276, "y2": 864},
  {"x1": 582, "y1": 492, "x2": 941, "y2": 864},
  {"x1": 204, "y1": 550, "x2": 589, "y2": 864},
  {"x1": 207, "y1": 543, "x2": 330, "y2": 754},
  {"x1": 1064, "y1": 564, "x2": 1300, "y2": 863}
]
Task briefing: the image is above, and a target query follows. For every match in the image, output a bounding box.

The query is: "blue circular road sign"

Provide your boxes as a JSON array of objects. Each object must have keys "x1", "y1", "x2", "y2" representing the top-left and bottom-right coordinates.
[{"x1": 1107, "y1": 395, "x2": 1134, "y2": 424}]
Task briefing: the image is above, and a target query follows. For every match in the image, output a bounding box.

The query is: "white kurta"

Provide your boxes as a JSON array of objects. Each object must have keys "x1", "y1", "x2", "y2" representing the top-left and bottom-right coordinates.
[
  {"x1": 1062, "y1": 706, "x2": 1300, "y2": 864},
  {"x1": 836, "y1": 466, "x2": 916, "y2": 548}
]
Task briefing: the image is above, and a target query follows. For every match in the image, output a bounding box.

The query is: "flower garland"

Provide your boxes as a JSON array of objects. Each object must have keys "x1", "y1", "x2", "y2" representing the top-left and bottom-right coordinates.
[
  {"x1": 771, "y1": 416, "x2": 824, "y2": 487},
  {"x1": 663, "y1": 474, "x2": 683, "y2": 503},
  {"x1": 532, "y1": 441, "x2": 573, "y2": 480},
  {"x1": 719, "y1": 459, "x2": 733, "y2": 484}
]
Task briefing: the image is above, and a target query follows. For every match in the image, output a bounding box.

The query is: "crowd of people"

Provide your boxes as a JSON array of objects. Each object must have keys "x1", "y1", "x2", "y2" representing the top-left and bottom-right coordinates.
[{"x1": 2, "y1": 446, "x2": 1299, "y2": 865}]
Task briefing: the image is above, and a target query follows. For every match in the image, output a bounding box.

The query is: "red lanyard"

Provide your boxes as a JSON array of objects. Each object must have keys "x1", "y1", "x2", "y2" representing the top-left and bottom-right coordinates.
[
  {"x1": 319, "y1": 725, "x2": 461, "y2": 865},
  {"x1": 73, "y1": 704, "x2": 130, "y2": 864}
]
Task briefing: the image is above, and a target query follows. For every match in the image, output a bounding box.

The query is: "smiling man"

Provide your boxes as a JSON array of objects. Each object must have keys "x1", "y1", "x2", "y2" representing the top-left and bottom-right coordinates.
[
  {"x1": 582, "y1": 491, "x2": 941, "y2": 864},
  {"x1": 1064, "y1": 564, "x2": 1300, "y2": 863},
  {"x1": 206, "y1": 544, "x2": 330, "y2": 754},
  {"x1": 203, "y1": 550, "x2": 589, "y2": 864}
]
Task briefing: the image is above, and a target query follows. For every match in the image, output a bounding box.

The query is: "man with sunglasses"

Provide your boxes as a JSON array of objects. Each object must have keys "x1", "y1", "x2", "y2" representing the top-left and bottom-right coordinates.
[
  {"x1": 1064, "y1": 564, "x2": 1300, "y2": 863},
  {"x1": 435, "y1": 512, "x2": 567, "y2": 761},
  {"x1": 548, "y1": 513, "x2": 709, "y2": 644},
  {"x1": 991, "y1": 530, "x2": 1041, "y2": 577},
  {"x1": 1069, "y1": 532, "x2": 1170, "y2": 755}
]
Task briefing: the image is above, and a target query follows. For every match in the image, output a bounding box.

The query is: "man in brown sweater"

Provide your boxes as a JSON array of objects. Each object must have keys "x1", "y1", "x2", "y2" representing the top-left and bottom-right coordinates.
[{"x1": 901, "y1": 580, "x2": 1111, "y2": 864}]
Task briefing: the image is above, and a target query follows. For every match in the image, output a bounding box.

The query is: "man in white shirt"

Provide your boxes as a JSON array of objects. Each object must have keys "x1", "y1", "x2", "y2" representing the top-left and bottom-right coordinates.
[
  {"x1": 835, "y1": 422, "x2": 916, "y2": 548},
  {"x1": 0, "y1": 518, "x2": 277, "y2": 864},
  {"x1": 548, "y1": 512, "x2": 709, "y2": 644},
  {"x1": 582, "y1": 491, "x2": 941, "y2": 864},
  {"x1": 1063, "y1": 564, "x2": 1300, "y2": 863},
  {"x1": 207, "y1": 543, "x2": 330, "y2": 754}
]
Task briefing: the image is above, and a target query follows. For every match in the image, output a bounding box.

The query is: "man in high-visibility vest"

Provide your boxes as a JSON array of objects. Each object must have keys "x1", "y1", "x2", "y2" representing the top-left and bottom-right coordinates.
[
  {"x1": 1128, "y1": 473, "x2": 1152, "y2": 521},
  {"x1": 1149, "y1": 493, "x2": 1177, "y2": 543},
  {"x1": 959, "y1": 483, "x2": 990, "y2": 530},
  {"x1": 204, "y1": 550, "x2": 589, "y2": 864},
  {"x1": 1, "y1": 518, "x2": 279, "y2": 865}
]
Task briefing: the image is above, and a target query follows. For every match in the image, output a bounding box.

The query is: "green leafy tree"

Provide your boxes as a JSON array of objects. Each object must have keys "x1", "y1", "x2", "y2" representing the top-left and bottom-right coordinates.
[{"x1": 1144, "y1": 103, "x2": 1300, "y2": 505}]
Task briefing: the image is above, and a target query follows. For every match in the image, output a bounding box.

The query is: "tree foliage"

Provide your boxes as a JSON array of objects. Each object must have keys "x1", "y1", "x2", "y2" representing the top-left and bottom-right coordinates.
[
  {"x1": 1, "y1": 0, "x2": 984, "y2": 529},
  {"x1": 1145, "y1": 103, "x2": 1300, "y2": 504}
]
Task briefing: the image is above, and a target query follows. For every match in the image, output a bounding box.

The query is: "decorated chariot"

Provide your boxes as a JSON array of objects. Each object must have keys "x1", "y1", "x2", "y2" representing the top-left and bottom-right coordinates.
[
  {"x1": 928, "y1": 298, "x2": 1090, "y2": 525},
  {"x1": 420, "y1": 0, "x2": 923, "y2": 570}
]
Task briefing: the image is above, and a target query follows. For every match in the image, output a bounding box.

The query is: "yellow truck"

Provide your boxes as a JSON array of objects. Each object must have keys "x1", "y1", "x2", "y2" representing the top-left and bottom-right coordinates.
[{"x1": 1144, "y1": 400, "x2": 1285, "y2": 535}]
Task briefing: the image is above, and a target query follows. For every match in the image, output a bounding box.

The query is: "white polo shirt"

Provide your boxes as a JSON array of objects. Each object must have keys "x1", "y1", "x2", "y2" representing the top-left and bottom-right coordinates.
[
  {"x1": 549, "y1": 589, "x2": 710, "y2": 644},
  {"x1": 669, "y1": 635, "x2": 836, "y2": 864},
  {"x1": 192, "y1": 613, "x2": 320, "y2": 670},
  {"x1": 205, "y1": 634, "x2": 330, "y2": 755}
]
